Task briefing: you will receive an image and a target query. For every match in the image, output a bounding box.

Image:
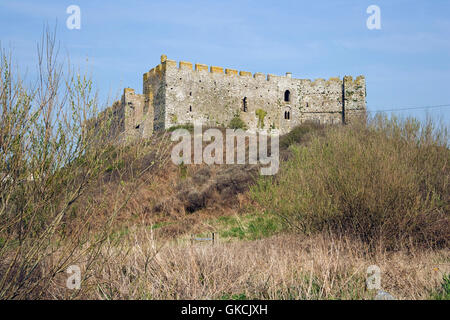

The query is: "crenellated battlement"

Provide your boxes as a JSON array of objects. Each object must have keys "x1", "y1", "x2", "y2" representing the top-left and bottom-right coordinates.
[
  {"x1": 143, "y1": 55, "x2": 361, "y2": 86},
  {"x1": 144, "y1": 55, "x2": 307, "y2": 82},
  {"x1": 210, "y1": 66, "x2": 224, "y2": 73},
  {"x1": 225, "y1": 68, "x2": 238, "y2": 76},
  {"x1": 96, "y1": 54, "x2": 366, "y2": 143},
  {"x1": 179, "y1": 61, "x2": 193, "y2": 70}
]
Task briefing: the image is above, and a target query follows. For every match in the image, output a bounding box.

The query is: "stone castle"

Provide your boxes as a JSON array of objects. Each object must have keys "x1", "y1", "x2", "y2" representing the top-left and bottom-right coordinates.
[{"x1": 89, "y1": 55, "x2": 366, "y2": 142}]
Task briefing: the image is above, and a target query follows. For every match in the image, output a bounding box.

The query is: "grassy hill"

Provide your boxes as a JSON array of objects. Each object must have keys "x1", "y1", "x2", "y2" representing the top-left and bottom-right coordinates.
[
  {"x1": 2, "y1": 116, "x2": 448, "y2": 299},
  {"x1": 0, "y1": 36, "x2": 449, "y2": 299}
]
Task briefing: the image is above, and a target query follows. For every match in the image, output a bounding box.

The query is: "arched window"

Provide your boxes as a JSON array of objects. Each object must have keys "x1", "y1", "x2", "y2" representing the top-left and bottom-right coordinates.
[
  {"x1": 242, "y1": 97, "x2": 248, "y2": 112},
  {"x1": 284, "y1": 110, "x2": 291, "y2": 120},
  {"x1": 284, "y1": 90, "x2": 290, "y2": 102}
]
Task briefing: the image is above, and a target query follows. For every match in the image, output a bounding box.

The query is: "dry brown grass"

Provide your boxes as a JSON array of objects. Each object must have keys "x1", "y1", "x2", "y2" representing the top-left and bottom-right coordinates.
[
  {"x1": 42, "y1": 230, "x2": 449, "y2": 300},
  {"x1": 69, "y1": 127, "x2": 262, "y2": 237}
]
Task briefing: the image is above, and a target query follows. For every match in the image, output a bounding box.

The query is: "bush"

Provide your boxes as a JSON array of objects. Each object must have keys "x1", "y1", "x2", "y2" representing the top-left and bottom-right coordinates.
[
  {"x1": 279, "y1": 122, "x2": 325, "y2": 149},
  {"x1": 229, "y1": 116, "x2": 247, "y2": 130},
  {"x1": 167, "y1": 123, "x2": 194, "y2": 132},
  {"x1": 251, "y1": 116, "x2": 449, "y2": 250}
]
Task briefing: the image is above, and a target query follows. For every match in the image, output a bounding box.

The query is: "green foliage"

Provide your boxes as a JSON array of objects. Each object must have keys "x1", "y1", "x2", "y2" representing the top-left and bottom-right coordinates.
[
  {"x1": 430, "y1": 274, "x2": 450, "y2": 300},
  {"x1": 216, "y1": 213, "x2": 282, "y2": 240},
  {"x1": 179, "y1": 162, "x2": 188, "y2": 179},
  {"x1": 167, "y1": 123, "x2": 194, "y2": 132},
  {"x1": 105, "y1": 159, "x2": 125, "y2": 172},
  {"x1": 229, "y1": 115, "x2": 247, "y2": 130},
  {"x1": 255, "y1": 109, "x2": 267, "y2": 128},
  {"x1": 149, "y1": 221, "x2": 173, "y2": 230},
  {"x1": 279, "y1": 122, "x2": 324, "y2": 149},
  {"x1": 251, "y1": 116, "x2": 449, "y2": 250}
]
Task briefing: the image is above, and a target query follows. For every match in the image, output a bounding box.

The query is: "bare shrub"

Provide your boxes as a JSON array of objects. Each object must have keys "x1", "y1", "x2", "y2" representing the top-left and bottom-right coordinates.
[{"x1": 0, "y1": 27, "x2": 162, "y2": 299}]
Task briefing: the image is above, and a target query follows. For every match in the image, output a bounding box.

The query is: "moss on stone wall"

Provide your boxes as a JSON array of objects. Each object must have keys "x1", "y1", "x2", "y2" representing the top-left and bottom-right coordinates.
[{"x1": 255, "y1": 109, "x2": 267, "y2": 129}]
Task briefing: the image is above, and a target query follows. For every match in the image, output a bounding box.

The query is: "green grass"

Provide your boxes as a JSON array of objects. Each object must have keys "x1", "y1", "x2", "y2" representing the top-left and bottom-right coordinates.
[
  {"x1": 149, "y1": 221, "x2": 174, "y2": 230},
  {"x1": 212, "y1": 213, "x2": 283, "y2": 241},
  {"x1": 229, "y1": 115, "x2": 247, "y2": 130},
  {"x1": 430, "y1": 274, "x2": 450, "y2": 300}
]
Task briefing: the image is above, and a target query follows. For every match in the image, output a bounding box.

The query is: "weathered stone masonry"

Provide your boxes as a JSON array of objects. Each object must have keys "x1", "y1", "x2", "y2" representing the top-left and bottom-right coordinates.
[{"x1": 91, "y1": 54, "x2": 366, "y2": 142}]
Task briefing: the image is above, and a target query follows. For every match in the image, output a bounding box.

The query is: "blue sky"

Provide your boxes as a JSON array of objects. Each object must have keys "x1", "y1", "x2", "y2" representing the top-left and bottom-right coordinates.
[{"x1": 1, "y1": 0, "x2": 449, "y2": 125}]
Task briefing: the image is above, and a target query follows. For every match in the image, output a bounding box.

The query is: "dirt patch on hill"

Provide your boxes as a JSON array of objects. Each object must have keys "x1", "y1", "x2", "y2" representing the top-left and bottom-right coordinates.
[{"x1": 154, "y1": 164, "x2": 259, "y2": 214}]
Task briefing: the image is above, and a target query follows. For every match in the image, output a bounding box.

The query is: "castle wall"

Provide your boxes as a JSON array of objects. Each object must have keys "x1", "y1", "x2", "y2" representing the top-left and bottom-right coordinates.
[
  {"x1": 122, "y1": 88, "x2": 146, "y2": 141},
  {"x1": 92, "y1": 55, "x2": 366, "y2": 144},
  {"x1": 83, "y1": 100, "x2": 125, "y2": 145},
  {"x1": 343, "y1": 75, "x2": 366, "y2": 123},
  {"x1": 143, "y1": 62, "x2": 166, "y2": 132},
  {"x1": 152, "y1": 58, "x2": 359, "y2": 134},
  {"x1": 84, "y1": 88, "x2": 147, "y2": 145}
]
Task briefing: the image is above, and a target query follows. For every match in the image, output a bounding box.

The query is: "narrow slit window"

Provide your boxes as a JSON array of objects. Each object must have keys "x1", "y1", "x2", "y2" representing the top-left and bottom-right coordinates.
[{"x1": 242, "y1": 97, "x2": 248, "y2": 112}]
